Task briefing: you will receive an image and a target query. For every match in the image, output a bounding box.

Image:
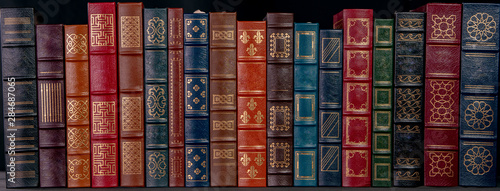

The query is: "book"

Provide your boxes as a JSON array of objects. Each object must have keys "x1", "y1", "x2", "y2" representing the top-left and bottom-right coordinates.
[
  {"x1": 459, "y1": 3, "x2": 499, "y2": 187},
  {"x1": 117, "y1": 2, "x2": 145, "y2": 187},
  {"x1": 237, "y1": 21, "x2": 267, "y2": 187},
  {"x1": 144, "y1": 8, "x2": 169, "y2": 188},
  {"x1": 334, "y1": 9, "x2": 374, "y2": 187},
  {"x1": 318, "y1": 29, "x2": 342, "y2": 187},
  {"x1": 65, "y1": 24, "x2": 91, "y2": 188},
  {"x1": 88, "y1": 2, "x2": 119, "y2": 187},
  {"x1": 209, "y1": 12, "x2": 238, "y2": 187},
  {"x1": 184, "y1": 11, "x2": 210, "y2": 187},
  {"x1": 168, "y1": 8, "x2": 185, "y2": 187},
  {"x1": 1, "y1": 8, "x2": 39, "y2": 188},
  {"x1": 393, "y1": 12, "x2": 425, "y2": 187},
  {"x1": 293, "y1": 22, "x2": 319, "y2": 187},
  {"x1": 414, "y1": 3, "x2": 462, "y2": 187},
  {"x1": 372, "y1": 19, "x2": 394, "y2": 187},
  {"x1": 265, "y1": 13, "x2": 295, "y2": 187}
]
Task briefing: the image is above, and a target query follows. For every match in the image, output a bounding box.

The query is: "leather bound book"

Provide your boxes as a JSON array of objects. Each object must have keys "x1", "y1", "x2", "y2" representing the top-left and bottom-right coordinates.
[
  {"x1": 372, "y1": 19, "x2": 393, "y2": 187},
  {"x1": 265, "y1": 13, "x2": 294, "y2": 187},
  {"x1": 459, "y1": 3, "x2": 499, "y2": 187},
  {"x1": 36, "y1": 24, "x2": 66, "y2": 188},
  {"x1": 318, "y1": 29, "x2": 342, "y2": 187},
  {"x1": 168, "y1": 8, "x2": 185, "y2": 187},
  {"x1": 333, "y1": 9, "x2": 373, "y2": 187},
  {"x1": 393, "y1": 12, "x2": 425, "y2": 187},
  {"x1": 1, "y1": 8, "x2": 39, "y2": 188},
  {"x1": 237, "y1": 21, "x2": 267, "y2": 187},
  {"x1": 209, "y1": 12, "x2": 237, "y2": 187},
  {"x1": 65, "y1": 25, "x2": 90, "y2": 188},
  {"x1": 144, "y1": 8, "x2": 169, "y2": 188},
  {"x1": 293, "y1": 22, "x2": 319, "y2": 187},
  {"x1": 414, "y1": 3, "x2": 461, "y2": 187},
  {"x1": 88, "y1": 2, "x2": 119, "y2": 187},
  {"x1": 184, "y1": 12, "x2": 210, "y2": 187},
  {"x1": 117, "y1": 2, "x2": 144, "y2": 187}
]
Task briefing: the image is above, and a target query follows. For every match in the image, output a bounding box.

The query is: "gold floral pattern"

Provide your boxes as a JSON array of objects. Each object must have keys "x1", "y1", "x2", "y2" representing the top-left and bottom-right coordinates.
[
  {"x1": 464, "y1": 146, "x2": 493, "y2": 175},
  {"x1": 467, "y1": 13, "x2": 496, "y2": 42},
  {"x1": 431, "y1": 14, "x2": 457, "y2": 40},
  {"x1": 464, "y1": 101, "x2": 494, "y2": 130}
]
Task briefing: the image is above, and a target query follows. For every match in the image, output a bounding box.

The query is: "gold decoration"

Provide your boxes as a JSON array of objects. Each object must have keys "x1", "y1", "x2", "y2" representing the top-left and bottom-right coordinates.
[
  {"x1": 90, "y1": 14, "x2": 114, "y2": 46},
  {"x1": 194, "y1": 155, "x2": 200, "y2": 162},
  {"x1": 254, "y1": 153, "x2": 264, "y2": 166},
  {"x1": 320, "y1": 112, "x2": 340, "y2": 138},
  {"x1": 269, "y1": 33, "x2": 291, "y2": 58},
  {"x1": 397, "y1": 75, "x2": 422, "y2": 83},
  {"x1": 240, "y1": 111, "x2": 250, "y2": 123},
  {"x1": 147, "y1": 86, "x2": 167, "y2": 119},
  {"x1": 122, "y1": 97, "x2": 142, "y2": 131},
  {"x1": 214, "y1": 149, "x2": 235, "y2": 159},
  {"x1": 345, "y1": 150, "x2": 369, "y2": 177},
  {"x1": 321, "y1": 37, "x2": 341, "y2": 64},
  {"x1": 213, "y1": 94, "x2": 234, "y2": 104},
  {"x1": 241, "y1": 153, "x2": 251, "y2": 166},
  {"x1": 120, "y1": 16, "x2": 140, "y2": 48},
  {"x1": 247, "y1": 166, "x2": 258, "y2": 178},
  {"x1": 246, "y1": 43, "x2": 257, "y2": 56},
  {"x1": 464, "y1": 146, "x2": 493, "y2": 175},
  {"x1": 396, "y1": 88, "x2": 422, "y2": 121},
  {"x1": 396, "y1": 158, "x2": 420, "y2": 167},
  {"x1": 428, "y1": 151, "x2": 454, "y2": 177},
  {"x1": 467, "y1": 13, "x2": 496, "y2": 42},
  {"x1": 213, "y1": 120, "x2": 234, "y2": 131},
  {"x1": 398, "y1": 19, "x2": 423, "y2": 28},
  {"x1": 431, "y1": 14, "x2": 457, "y2": 40},
  {"x1": 213, "y1": 30, "x2": 234, "y2": 40},
  {"x1": 92, "y1": 143, "x2": 117, "y2": 176},
  {"x1": 254, "y1": 111, "x2": 264, "y2": 124},
  {"x1": 67, "y1": 99, "x2": 89, "y2": 121},
  {"x1": 395, "y1": 171, "x2": 420, "y2": 181},
  {"x1": 320, "y1": 146, "x2": 339, "y2": 172},
  {"x1": 193, "y1": 25, "x2": 199, "y2": 32},
  {"x1": 395, "y1": 125, "x2": 421, "y2": 133},
  {"x1": 194, "y1": 168, "x2": 201, "y2": 175},
  {"x1": 92, "y1": 101, "x2": 116, "y2": 135},
  {"x1": 254, "y1": 31, "x2": 264, "y2": 44},
  {"x1": 269, "y1": 106, "x2": 291, "y2": 131},
  {"x1": 464, "y1": 101, "x2": 493, "y2": 130},
  {"x1": 346, "y1": 83, "x2": 369, "y2": 112},
  {"x1": 429, "y1": 80, "x2": 456, "y2": 124},
  {"x1": 347, "y1": 18, "x2": 369, "y2": 45},
  {"x1": 346, "y1": 50, "x2": 369, "y2": 78},
  {"x1": 148, "y1": 152, "x2": 167, "y2": 179},
  {"x1": 269, "y1": 142, "x2": 291, "y2": 168},
  {"x1": 398, "y1": 33, "x2": 423, "y2": 41},
  {"x1": 68, "y1": 159, "x2": 90, "y2": 180},
  {"x1": 40, "y1": 82, "x2": 64, "y2": 123},
  {"x1": 240, "y1": 31, "x2": 250, "y2": 44},
  {"x1": 247, "y1": 98, "x2": 257, "y2": 110},
  {"x1": 66, "y1": 33, "x2": 88, "y2": 54},
  {"x1": 147, "y1": 17, "x2": 165, "y2": 44},
  {"x1": 67, "y1": 127, "x2": 89, "y2": 149},
  {"x1": 169, "y1": 17, "x2": 183, "y2": 45},
  {"x1": 122, "y1": 142, "x2": 142, "y2": 175}
]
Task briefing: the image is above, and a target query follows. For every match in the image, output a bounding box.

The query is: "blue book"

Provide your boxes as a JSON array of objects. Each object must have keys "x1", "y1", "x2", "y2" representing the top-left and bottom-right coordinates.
[{"x1": 293, "y1": 23, "x2": 319, "y2": 186}]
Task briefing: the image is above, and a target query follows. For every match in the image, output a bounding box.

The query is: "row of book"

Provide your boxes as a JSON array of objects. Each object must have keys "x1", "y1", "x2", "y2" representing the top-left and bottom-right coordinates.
[{"x1": 1, "y1": 2, "x2": 498, "y2": 188}]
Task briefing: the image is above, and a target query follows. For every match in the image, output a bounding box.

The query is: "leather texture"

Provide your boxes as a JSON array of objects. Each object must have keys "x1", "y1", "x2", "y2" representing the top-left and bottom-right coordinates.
[
  {"x1": 265, "y1": 13, "x2": 294, "y2": 187},
  {"x1": 1, "y1": 8, "x2": 39, "y2": 188},
  {"x1": 184, "y1": 12, "x2": 210, "y2": 187},
  {"x1": 318, "y1": 29, "x2": 342, "y2": 187},
  {"x1": 144, "y1": 8, "x2": 169, "y2": 188},
  {"x1": 459, "y1": 3, "x2": 499, "y2": 187},
  {"x1": 209, "y1": 12, "x2": 237, "y2": 187},
  {"x1": 393, "y1": 12, "x2": 425, "y2": 187},
  {"x1": 168, "y1": 8, "x2": 185, "y2": 187},
  {"x1": 88, "y1": 2, "x2": 119, "y2": 188},
  {"x1": 333, "y1": 9, "x2": 373, "y2": 187},
  {"x1": 293, "y1": 23, "x2": 319, "y2": 187}
]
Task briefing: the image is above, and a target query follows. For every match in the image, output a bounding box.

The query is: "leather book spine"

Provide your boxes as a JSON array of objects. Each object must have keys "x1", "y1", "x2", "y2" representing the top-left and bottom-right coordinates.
[
  {"x1": 117, "y1": 3, "x2": 145, "y2": 187},
  {"x1": 184, "y1": 12, "x2": 210, "y2": 187},
  {"x1": 237, "y1": 21, "x2": 267, "y2": 187},
  {"x1": 372, "y1": 19, "x2": 394, "y2": 187},
  {"x1": 168, "y1": 8, "x2": 185, "y2": 187},
  {"x1": 1, "y1": 8, "x2": 39, "y2": 188},
  {"x1": 65, "y1": 25, "x2": 90, "y2": 188},
  {"x1": 209, "y1": 12, "x2": 237, "y2": 187},
  {"x1": 88, "y1": 2, "x2": 119, "y2": 187},
  {"x1": 36, "y1": 24, "x2": 66, "y2": 188},
  {"x1": 333, "y1": 9, "x2": 373, "y2": 187},
  {"x1": 293, "y1": 23, "x2": 319, "y2": 187},
  {"x1": 393, "y1": 12, "x2": 425, "y2": 187},
  {"x1": 459, "y1": 3, "x2": 499, "y2": 187},
  {"x1": 144, "y1": 8, "x2": 169, "y2": 188},
  {"x1": 415, "y1": 3, "x2": 462, "y2": 187},
  {"x1": 265, "y1": 13, "x2": 294, "y2": 187},
  {"x1": 318, "y1": 29, "x2": 342, "y2": 187}
]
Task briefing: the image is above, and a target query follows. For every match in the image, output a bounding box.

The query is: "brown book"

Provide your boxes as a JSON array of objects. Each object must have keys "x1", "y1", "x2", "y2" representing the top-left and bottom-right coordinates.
[
  {"x1": 209, "y1": 12, "x2": 238, "y2": 186},
  {"x1": 117, "y1": 2, "x2": 145, "y2": 187}
]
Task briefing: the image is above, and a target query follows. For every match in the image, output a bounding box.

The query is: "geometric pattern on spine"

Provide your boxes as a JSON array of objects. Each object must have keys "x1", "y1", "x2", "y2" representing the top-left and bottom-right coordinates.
[
  {"x1": 345, "y1": 150, "x2": 369, "y2": 177},
  {"x1": 90, "y1": 14, "x2": 114, "y2": 46},
  {"x1": 68, "y1": 100, "x2": 89, "y2": 121},
  {"x1": 466, "y1": 13, "x2": 496, "y2": 42},
  {"x1": 40, "y1": 82, "x2": 64, "y2": 123},
  {"x1": 321, "y1": 146, "x2": 339, "y2": 172},
  {"x1": 120, "y1": 16, "x2": 141, "y2": 48},
  {"x1": 269, "y1": 33, "x2": 291, "y2": 58},
  {"x1": 464, "y1": 101, "x2": 493, "y2": 130},
  {"x1": 147, "y1": 17, "x2": 166, "y2": 45},
  {"x1": 92, "y1": 143, "x2": 117, "y2": 176},
  {"x1": 428, "y1": 151, "x2": 454, "y2": 177},
  {"x1": 68, "y1": 159, "x2": 90, "y2": 180},
  {"x1": 346, "y1": 18, "x2": 369, "y2": 45},
  {"x1": 429, "y1": 80, "x2": 455, "y2": 124},
  {"x1": 430, "y1": 15, "x2": 457, "y2": 40},
  {"x1": 66, "y1": 34, "x2": 88, "y2": 54},
  {"x1": 147, "y1": 86, "x2": 167, "y2": 119},
  {"x1": 321, "y1": 112, "x2": 339, "y2": 138},
  {"x1": 269, "y1": 105, "x2": 291, "y2": 131},
  {"x1": 269, "y1": 142, "x2": 291, "y2": 168},
  {"x1": 68, "y1": 127, "x2": 90, "y2": 149},
  {"x1": 122, "y1": 97, "x2": 142, "y2": 131},
  {"x1": 463, "y1": 146, "x2": 493, "y2": 175},
  {"x1": 396, "y1": 88, "x2": 422, "y2": 120},
  {"x1": 92, "y1": 101, "x2": 116, "y2": 134},
  {"x1": 148, "y1": 152, "x2": 167, "y2": 179},
  {"x1": 122, "y1": 141, "x2": 142, "y2": 175},
  {"x1": 186, "y1": 147, "x2": 208, "y2": 182}
]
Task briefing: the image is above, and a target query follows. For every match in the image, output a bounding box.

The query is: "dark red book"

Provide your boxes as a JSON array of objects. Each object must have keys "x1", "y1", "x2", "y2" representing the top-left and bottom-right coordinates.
[
  {"x1": 237, "y1": 21, "x2": 267, "y2": 187},
  {"x1": 333, "y1": 9, "x2": 373, "y2": 187},
  {"x1": 414, "y1": 3, "x2": 461, "y2": 187},
  {"x1": 88, "y1": 2, "x2": 119, "y2": 188}
]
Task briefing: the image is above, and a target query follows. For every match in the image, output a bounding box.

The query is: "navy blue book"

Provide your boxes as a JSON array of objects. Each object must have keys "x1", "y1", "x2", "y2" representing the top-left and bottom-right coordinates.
[
  {"x1": 459, "y1": 3, "x2": 499, "y2": 187},
  {"x1": 144, "y1": 8, "x2": 169, "y2": 188},
  {"x1": 318, "y1": 29, "x2": 342, "y2": 186},
  {"x1": 293, "y1": 23, "x2": 319, "y2": 186},
  {"x1": 184, "y1": 11, "x2": 210, "y2": 187}
]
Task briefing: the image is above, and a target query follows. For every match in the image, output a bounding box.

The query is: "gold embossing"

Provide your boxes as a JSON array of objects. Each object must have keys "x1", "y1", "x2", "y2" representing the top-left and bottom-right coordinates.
[
  {"x1": 428, "y1": 151, "x2": 454, "y2": 177},
  {"x1": 320, "y1": 146, "x2": 339, "y2": 172},
  {"x1": 67, "y1": 100, "x2": 89, "y2": 121},
  {"x1": 269, "y1": 142, "x2": 291, "y2": 168},
  {"x1": 92, "y1": 143, "x2": 117, "y2": 176},
  {"x1": 347, "y1": 18, "x2": 369, "y2": 45},
  {"x1": 246, "y1": 43, "x2": 257, "y2": 56},
  {"x1": 375, "y1": 25, "x2": 392, "y2": 44},
  {"x1": 397, "y1": 75, "x2": 422, "y2": 83},
  {"x1": 345, "y1": 150, "x2": 369, "y2": 177},
  {"x1": 40, "y1": 82, "x2": 64, "y2": 123},
  {"x1": 147, "y1": 86, "x2": 167, "y2": 119},
  {"x1": 68, "y1": 159, "x2": 90, "y2": 180},
  {"x1": 213, "y1": 94, "x2": 234, "y2": 104},
  {"x1": 169, "y1": 17, "x2": 183, "y2": 46},
  {"x1": 122, "y1": 141, "x2": 142, "y2": 175},
  {"x1": 346, "y1": 83, "x2": 369, "y2": 112},
  {"x1": 467, "y1": 13, "x2": 496, "y2": 42},
  {"x1": 4, "y1": 17, "x2": 30, "y2": 25},
  {"x1": 92, "y1": 101, "x2": 116, "y2": 134},
  {"x1": 66, "y1": 34, "x2": 88, "y2": 54},
  {"x1": 398, "y1": 19, "x2": 423, "y2": 28},
  {"x1": 254, "y1": 153, "x2": 264, "y2": 166},
  {"x1": 254, "y1": 31, "x2": 264, "y2": 44},
  {"x1": 346, "y1": 50, "x2": 369, "y2": 78},
  {"x1": 396, "y1": 125, "x2": 421, "y2": 133},
  {"x1": 240, "y1": 153, "x2": 251, "y2": 166},
  {"x1": 431, "y1": 14, "x2": 457, "y2": 40},
  {"x1": 147, "y1": 17, "x2": 165, "y2": 45},
  {"x1": 396, "y1": 88, "x2": 422, "y2": 120},
  {"x1": 214, "y1": 149, "x2": 235, "y2": 159},
  {"x1": 67, "y1": 127, "x2": 89, "y2": 149},
  {"x1": 254, "y1": 111, "x2": 264, "y2": 124},
  {"x1": 240, "y1": 111, "x2": 250, "y2": 123},
  {"x1": 90, "y1": 14, "x2": 114, "y2": 46},
  {"x1": 345, "y1": 116, "x2": 369, "y2": 145},
  {"x1": 396, "y1": 158, "x2": 420, "y2": 167},
  {"x1": 464, "y1": 146, "x2": 493, "y2": 175},
  {"x1": 240, "y1": 31, "x2": 250, "y2": 44},
  {"x1": 269, "y1": 105, "x2": 291, "y2": 131},
  {"x1": 269, "y1": 33, "x2": 291, "y2": 58},
  {"x1": 321, "y1": 38, "x2": 340, "y2": 64},
  {"x1": 398, "y1": 33, "x2": 423, "y2": 42},
  {"x1": 122, "y1": 97, "x2": 142, "y2": 131},
  {"x1": 295, "y1": 31, "x2": 316, "y2": 59},
  {"x1": 120, "y1": 16, "x2": 140, "y2": 47},
  {"x1": 148, "y1": 152, "x2": 167, "y2": 179},
  {"x1": 213, "y1": 120, "x2": 234, "y2": 131},
  {"x1": 429, "y1": 80, "x2": 456, "y2": 124},
  {"x1": 170, "y1": 150, "x2": 183, "y2": 178},
  {"x1": 295, "y1": 94, "x2": 316, "y2": 121},
  {"x1": 295, "y1": 151, "x2": 316, "y2": 180},
  {"x1": 185, "y1": 19, "x2": 207, "y2": 40},
  {"x1": 395, "y1": 171, "x2": 420, "y2": 181},
  {"x1": 213, "y1": 30, "x2": 234, "y2": 40},
  {"x1": 464, "y1": 101, "x2": 493, "y2": 130},
  {"x1": 320, "y1": 112, "x2": 340, "y2": 138}
]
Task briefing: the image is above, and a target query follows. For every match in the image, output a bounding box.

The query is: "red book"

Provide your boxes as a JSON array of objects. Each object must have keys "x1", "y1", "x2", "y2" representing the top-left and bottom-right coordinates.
[
  {"x1": 168, "y1": 8, "x2": 185, "y2": 187},
  {"x1": 237, "y1": 21, "x2": 267, "y2": 187},
  {"x1": 333, "y1": 9, "x2": 373, "y2": 187},
  {"x1": 88, "y1": 2, "x2": 119, "y2": 188},
  {"x1": 414, "y1": 3, "x2": 461, "y2": 187}
]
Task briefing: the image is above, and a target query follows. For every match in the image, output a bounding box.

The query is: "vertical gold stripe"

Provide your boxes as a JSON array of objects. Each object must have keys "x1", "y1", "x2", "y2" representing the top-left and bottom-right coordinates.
[{"x1": 49, "y1": 83, "x2": 53, "y2": 122}]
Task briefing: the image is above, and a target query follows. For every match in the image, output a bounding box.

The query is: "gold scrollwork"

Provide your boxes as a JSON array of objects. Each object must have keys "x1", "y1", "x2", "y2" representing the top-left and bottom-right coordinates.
[{"x1": 147, "y1": 17, "x2": 166, "y2": 45}]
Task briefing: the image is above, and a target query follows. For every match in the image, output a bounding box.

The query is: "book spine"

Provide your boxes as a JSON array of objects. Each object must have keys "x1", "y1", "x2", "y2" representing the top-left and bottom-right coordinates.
[
  {"x1": 117, "y1": 3, "x2": 144, "y2": 187},
  {"x1": 1, "y1": 8, "x2": 39, "y2": 188},
  {"x1": 334, "y1": 9, "x2": 374, "y2": 187},
  {"x1": 372, "y1": 19, "x2": 394, "y2": 187},
  {"x1": 266, "y1": 13, "x2": 294, "y2": 187},
  {"x1": 36, "y1": 24, "x2": 66, "y2": 188},
  {"x1": 144, "y1": 8, "x2": 169, "y2": 188},
  {"x1": 237, "y1": 21, "x2": 267, "y2": 187},
  {"x1": 393, "y1": 12, "x2": 425, "y2": 187},
  {"x1": 184, "y1": 13, "x2": 210, "y2": 187},
  {"x1": 293, "y1": 23, "x2": 319, "y2": 187},
  {"x1": 65, "y1": 24, "x2": 91, "y2": 188},
  {"x1": 88, "y1": 2, "x2": 119, "y2": 187},
  {"x1": 209, "y1": 12, "x2": 238, "y2": 187},
  {"x1": 459, "y1": 3, "x2": 499, "y2": 187},
  {"x1": 318, "y1": 29, "x2": 342, "y2": 187},
  {"x1": 168, "y1": 8, "x2": 185, "y2": 187}
]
